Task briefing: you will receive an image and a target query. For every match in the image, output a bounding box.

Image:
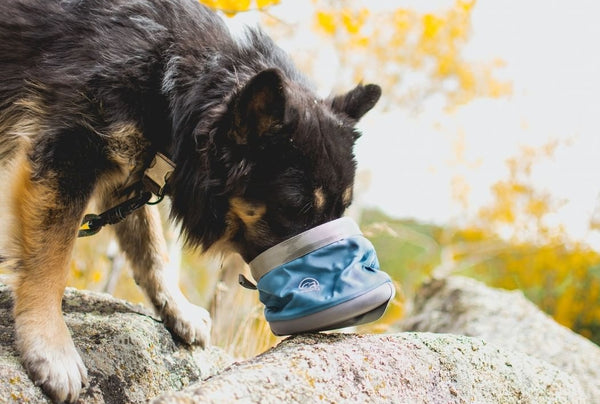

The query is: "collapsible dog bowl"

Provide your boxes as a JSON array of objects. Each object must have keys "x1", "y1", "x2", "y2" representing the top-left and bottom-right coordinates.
[{"x1": 240, "y1": 217, "x2": 395, "y2": 336}]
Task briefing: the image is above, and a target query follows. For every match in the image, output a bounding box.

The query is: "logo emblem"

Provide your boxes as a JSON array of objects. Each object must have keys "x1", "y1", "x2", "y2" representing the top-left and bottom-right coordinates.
[{"x1": 298, "y1": 277, "x2": 321, "y2": 293}]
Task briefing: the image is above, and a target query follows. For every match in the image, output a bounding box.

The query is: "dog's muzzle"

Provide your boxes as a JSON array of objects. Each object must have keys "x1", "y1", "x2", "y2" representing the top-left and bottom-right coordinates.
[{"x1": 240, "y1": 217, "x2": 395, "y2": 336}]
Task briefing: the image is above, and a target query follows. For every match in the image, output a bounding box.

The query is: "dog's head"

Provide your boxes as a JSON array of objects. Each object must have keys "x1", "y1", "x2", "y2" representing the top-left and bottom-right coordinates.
[{"x1": 172, "y1": 68, "x2": 380, "y2": 262}]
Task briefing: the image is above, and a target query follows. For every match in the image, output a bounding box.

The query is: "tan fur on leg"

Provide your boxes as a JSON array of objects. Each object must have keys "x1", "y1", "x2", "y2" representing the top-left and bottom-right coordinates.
[
  {"x1": 9, "y1": 159, "x2": 88, "y2": 403},
  {"x1": 105, "y1": 198, "x2": 211, "y2": 347}
]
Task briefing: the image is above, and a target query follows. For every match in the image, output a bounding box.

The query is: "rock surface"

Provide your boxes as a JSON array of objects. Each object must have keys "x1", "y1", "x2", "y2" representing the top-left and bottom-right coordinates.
[
  {"x1": 0, "y1": 278, "x2": 592, "y2": 403},
  {"x1": 153, "y1": 332, "x2": 584, "y2": 404},
  {"x1": 400, "y1": 276, "x2": 600, "y2": 403},
  {"x1": 0, "y1": 283, "x2": 233, "y2": 403}
]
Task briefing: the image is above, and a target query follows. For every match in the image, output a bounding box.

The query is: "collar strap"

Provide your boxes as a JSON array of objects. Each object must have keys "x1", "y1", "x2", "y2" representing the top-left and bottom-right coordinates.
[
  {"x1": 248, "y1": 217, "x2": 362, "y2": 282},
  {"x1": 78, "y1": 152, "x2": 175, "y2": 238},
  {"x1": 143, "y1": 152, "x2": 175, "y2": 197},
  {"x1": 78, "y1": 191, "x2": 153, "y2": 237}
]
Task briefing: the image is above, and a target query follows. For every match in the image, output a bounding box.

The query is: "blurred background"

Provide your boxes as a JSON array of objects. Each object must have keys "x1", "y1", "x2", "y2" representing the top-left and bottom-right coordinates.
[{"x1": 65, "y1": 0, "x2": 600, "y2": 357}]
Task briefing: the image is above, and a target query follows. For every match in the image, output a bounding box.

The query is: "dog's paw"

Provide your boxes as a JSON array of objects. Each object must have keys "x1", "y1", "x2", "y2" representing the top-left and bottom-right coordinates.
[
  {"x1": 161, "y1": 301, "x2": 212, "y2": 347},
  {"x1": 20, "y1": 336, "x2": 88, "y2": 403}
]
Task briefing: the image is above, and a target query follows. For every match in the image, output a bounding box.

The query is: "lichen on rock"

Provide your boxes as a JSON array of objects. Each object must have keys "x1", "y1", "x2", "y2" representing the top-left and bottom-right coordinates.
[
  {"x1": 0, "y1": 284, "x2": 233, "y2": 403},
  {"x1": 0, "y1": 276, "x2": 595, "y2": 403},
  {"x1": 153, "y1": 332, "x2": 585, "y2": 404},
  {"x1": 400, "y1": 276, "x2": 600, "y2": 403}
]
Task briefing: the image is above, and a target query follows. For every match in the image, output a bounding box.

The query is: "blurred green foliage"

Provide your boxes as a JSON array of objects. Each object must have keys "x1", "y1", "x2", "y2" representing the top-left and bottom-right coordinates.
[{"x1": 360, "y1": 207, "x2": 600, "y2": 346}]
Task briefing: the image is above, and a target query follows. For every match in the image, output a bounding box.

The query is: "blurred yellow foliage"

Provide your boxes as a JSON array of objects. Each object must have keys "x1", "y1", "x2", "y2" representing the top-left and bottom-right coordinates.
[
  {"x1": 422, "y1": 14, "x2": 445, "y2": 40},
  {"x1": 341, "y1": 8, "x2": 369, "y2": 35},
  {"x1": 461, "y1": 240, "x2": 600, "y2": 340},
  {"x1": 308, "y1": 0, "x2": 511, "y2": 110},
  {"x1": 478, "y1": 141, "x2": 564, "y2": 243},
  {"x1": 447, "y1": 141, "x2": 600, "y2": 342},
  {"x1": 315, "y1": 10, "x2": 336, "y2": 35},
  {"x1": 199, "y1": 0, "x2": 279, "y2": 15},
  {"x1": 255, "y1": 0, "x2": 279, "y2": 9}
]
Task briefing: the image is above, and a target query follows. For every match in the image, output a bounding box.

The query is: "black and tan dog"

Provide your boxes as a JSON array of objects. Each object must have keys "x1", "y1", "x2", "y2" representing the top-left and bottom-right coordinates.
[{"x1": 0, "y1": 0, "x2": 381, "y2": 401}]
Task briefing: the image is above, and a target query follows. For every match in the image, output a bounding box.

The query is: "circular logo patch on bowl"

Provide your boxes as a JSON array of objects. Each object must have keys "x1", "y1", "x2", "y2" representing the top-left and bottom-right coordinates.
[{"x1": 298, "y1": 277, "x2": 321, "y2": 293}]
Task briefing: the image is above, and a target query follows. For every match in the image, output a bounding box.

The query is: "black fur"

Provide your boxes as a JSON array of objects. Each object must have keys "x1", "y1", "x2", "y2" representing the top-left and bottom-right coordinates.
[
  {"x1": 0, "y1": 0, "x2": 381, "y2": 260},
  {"x1": 1, "y1": 1, "x2": 382, "y2": 401}
]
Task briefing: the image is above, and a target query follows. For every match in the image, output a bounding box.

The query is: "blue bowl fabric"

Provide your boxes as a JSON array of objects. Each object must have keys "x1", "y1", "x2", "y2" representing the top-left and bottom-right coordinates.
[
  {"x1": 245, "y1": 217, "x2": 395, "y2": 334},
  {"x1": 258, "y1": 235, "x2": 390, "y2": 322}
]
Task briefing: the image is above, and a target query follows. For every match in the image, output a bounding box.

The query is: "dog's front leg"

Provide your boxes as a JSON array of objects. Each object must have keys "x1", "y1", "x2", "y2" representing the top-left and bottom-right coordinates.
[
  {"x1": 10, "y1": 157, "x2": 90, "y2": 403},
  {"x1": 106, "y1": 201, "x2": 211, "y2": 347}
]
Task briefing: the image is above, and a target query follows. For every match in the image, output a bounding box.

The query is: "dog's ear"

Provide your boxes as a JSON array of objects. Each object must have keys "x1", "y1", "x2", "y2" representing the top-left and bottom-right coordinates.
[
  {"x1": 330, "y1": 83, "x2": 381, "y2": 122},
  {"x1": 230, "y1": 68, "x2": 286, "y2": 144}
]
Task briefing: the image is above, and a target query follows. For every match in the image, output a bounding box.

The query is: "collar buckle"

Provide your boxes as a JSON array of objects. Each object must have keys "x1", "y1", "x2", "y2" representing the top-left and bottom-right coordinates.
[{"x1": 144, "y1": 152, "x2": 175, "y2": 196}]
